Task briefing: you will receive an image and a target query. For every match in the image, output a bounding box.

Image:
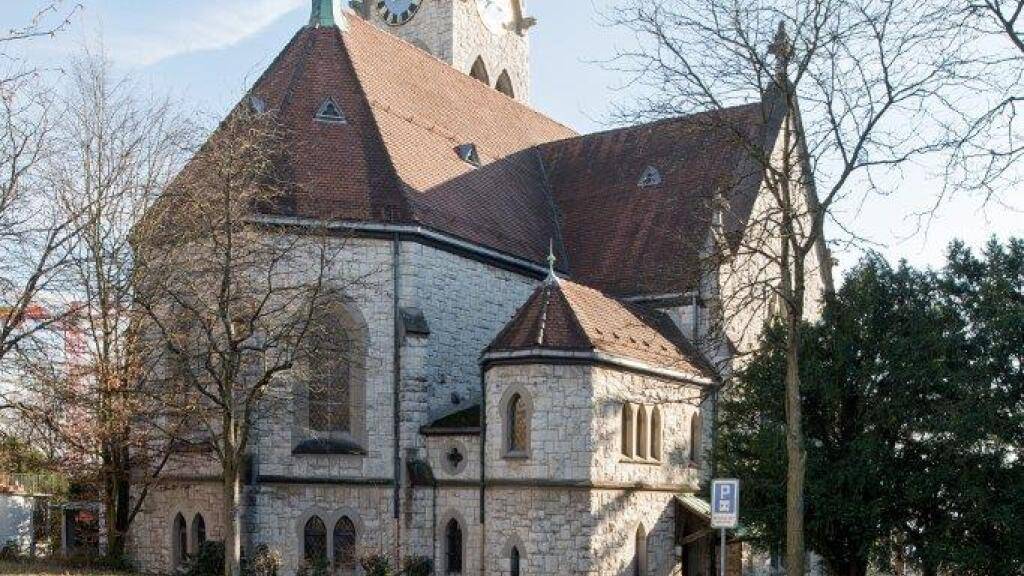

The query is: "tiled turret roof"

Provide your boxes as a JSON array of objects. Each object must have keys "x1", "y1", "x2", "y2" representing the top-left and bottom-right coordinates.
[{"x1": 487, "y1": 277, "x2": 715, "y2": 381}]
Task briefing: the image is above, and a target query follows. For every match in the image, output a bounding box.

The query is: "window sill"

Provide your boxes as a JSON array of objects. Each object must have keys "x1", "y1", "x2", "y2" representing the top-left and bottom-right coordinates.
[
  {"x1": 292, "y1": 437, "x2": 367, "y2": 456},
  {"x1": 619, "y1": 457, "x2": 663, "y2": 466},
  {"x1": 503, "y1": 452, "x2": 530, "y2": 461}
]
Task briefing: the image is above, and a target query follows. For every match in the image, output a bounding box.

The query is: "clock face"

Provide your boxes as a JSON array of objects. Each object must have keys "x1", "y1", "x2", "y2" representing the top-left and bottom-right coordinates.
[
  {"x1": 476, "y1": 0, "x2": 513, "y2": 35},
  {"x1": 377, "y1": 0, "x2": 422, "y2": 26}
]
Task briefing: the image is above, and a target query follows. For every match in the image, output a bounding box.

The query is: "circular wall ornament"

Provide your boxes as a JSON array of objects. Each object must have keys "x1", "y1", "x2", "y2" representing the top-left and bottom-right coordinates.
[
  {"x1": 377, "y1": 0, "x2": 423, "y2": 26},
  {"x1": 442, "y1": 439, "x2": 469, "y2": 475},
  {"x1": 475, "y1": 0, "x2": 514, "y2": 35}
]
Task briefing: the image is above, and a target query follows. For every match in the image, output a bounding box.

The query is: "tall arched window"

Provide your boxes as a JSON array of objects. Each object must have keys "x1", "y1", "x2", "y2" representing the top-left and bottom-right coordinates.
[
  {"x1": 495, "y1": 71, "x2": 514, "y2": 98},
  {"x1": 511, "y1": 546, "x2": 521, "y2": 576},
  {"x1": 172, "y1": 513, "x2": 187, "y2": 567},
  {"x1": 191, "y1": 513, "x2": 207, "y2": 551},
  {"x1": 507, "y1": 393, "x2": 529, "y2": 455},
  {"x1": 690, "y1": 412, "x2": 703, "y2": 465},
  {"x1": 636, "y1": 406, "x2": 649, "y2": 459},
  {"x1": 470, "y1": 57, "x2": 490, "y2": 85},
  {"x1": 445, "y1": 519, "x2": 463, "y2": 574},
  {"x1": 651, "y1": 407, "x2": 663, "y2": 462},
  {"x1": 634, "y1": 525, "x2": 648, "y2": 576},
  {"x1": 621, "y1": 403, "x2": 634, "y2": 458},
  {"x1": 307, "y1": 305, "x2": 352, "y2": 433},
  {"x1": 303, "y1": 516, "x2": 327, "y2": 562},
  {"x1": 333, "y1": 516, "x2": 357, "y2": 570}
]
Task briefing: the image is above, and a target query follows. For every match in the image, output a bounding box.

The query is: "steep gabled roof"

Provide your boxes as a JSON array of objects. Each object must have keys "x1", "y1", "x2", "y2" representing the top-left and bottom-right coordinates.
[
  {"x1": 540, "y1": 103, "x2": 784, "y2": 297},
  {"x1": 207, "y1": 14, "x2": 576, "y2": 264},
  {"x1": 487, "y1": 277, "x2": 715, "y2": 381},
  {"x1": 168, "y1": 11, "x2": 785, "y2": 299}
]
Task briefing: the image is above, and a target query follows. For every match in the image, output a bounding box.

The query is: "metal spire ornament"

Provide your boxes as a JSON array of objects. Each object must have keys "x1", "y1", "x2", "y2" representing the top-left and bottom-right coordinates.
[
  {"x1": 310, "y1": 0, "x2": 348, "y2": 30},
  {"x1": 546, "y1": 239, "x2": 558, "y2": 283}
]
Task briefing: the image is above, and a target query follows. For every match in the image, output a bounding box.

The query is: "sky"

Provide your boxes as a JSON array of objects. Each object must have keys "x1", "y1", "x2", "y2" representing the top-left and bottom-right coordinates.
[{"x1": 4, "y1": 0, "x2": 1020, "y2": 277}]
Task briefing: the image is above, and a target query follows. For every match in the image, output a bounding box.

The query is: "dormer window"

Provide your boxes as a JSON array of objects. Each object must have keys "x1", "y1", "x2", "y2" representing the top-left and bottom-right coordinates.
[
  {"x1": 455, "y1": 143, "x2": 481, "y2": 167},
  {"x1": 315, "y1": 97, "x2": 346, "y2": 124},
  {"x1": 638, "y1": 166, "x2": 663, "y2": 187}
]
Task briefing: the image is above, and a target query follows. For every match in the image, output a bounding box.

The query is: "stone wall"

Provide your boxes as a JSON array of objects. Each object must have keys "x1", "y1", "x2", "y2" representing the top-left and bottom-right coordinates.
[
  {"x1": 484, "y1": 363, "x2": 704, "y2": 487},
  {"x1": 248, "y1": 483, "x2": 395, "y2": 573},
  {"x1": 130, "y1": 481, "x2": 224, "y2": 573},
  {"x1": 589, "y1": 367, "x2": 704, "y2": 488},
  {"x1": 365, "y1": 0, "x2": 531, "y2": 102},
  {"x1": 589, "y1": 490, "x2": 681, "y2": 576},
  {"x1": 451, "y1": 0, "x2": 531, "y2": 101}
]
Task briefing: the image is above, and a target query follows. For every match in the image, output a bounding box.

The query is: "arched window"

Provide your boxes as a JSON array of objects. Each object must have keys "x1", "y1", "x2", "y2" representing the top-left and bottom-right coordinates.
[
  {"x1": 511, "y1": 546, "x2": 521, "y2": 576},
  {"x1": 690, "y1": 412, "x2": 703, "y2": 465},
  {"x1": 634, "y1": 525, "x2": 648, "y2": 576},
  {"x1": 445, "y1": 519, "x2": 463, "y2": 574},
  {"x1": 495, "y1": 70, "x2": 515, "y2": 98},
  {"x1": 306, "y1": 305, "x2": 352, "y2": 433},
  {"x1": 507, "y1": 393, "x2": 529, "y2": 455},
  {"x1": 333, "y1": 516, "x2": 357, "y2": 570},
  {"x1": 621, "y1": 403, "x2": 634, "y2": 458},
  {"x1": 191, "y1": 513, "x2": 207, "y2": 551},
  {"x1": 650, "y1": 407, "x2": 662, "y2": 462},
  {"x1": 303, "y1": 516, "x2": 327, "y2": 562},
  {"x1": 470, "y1": 56, "x2": 490, "y2": 85},
  {"x1": 636, "y1": 406, "x2": 649, "y2": 459},
  {"x1": 172, "y1": 513, "x2": 188, "y2": 567}
]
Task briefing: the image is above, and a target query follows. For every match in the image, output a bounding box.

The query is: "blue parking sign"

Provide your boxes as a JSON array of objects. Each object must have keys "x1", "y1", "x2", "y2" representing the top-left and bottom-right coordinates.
[{"x1": 711, "y1": 479, "x2": 740, "y2": 528}]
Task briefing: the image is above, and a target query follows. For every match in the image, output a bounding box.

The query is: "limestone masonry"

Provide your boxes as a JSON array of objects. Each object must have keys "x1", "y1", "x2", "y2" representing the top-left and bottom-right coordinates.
[{"x1": 130, "y1": 1, "x2": 829, "y2": 574}]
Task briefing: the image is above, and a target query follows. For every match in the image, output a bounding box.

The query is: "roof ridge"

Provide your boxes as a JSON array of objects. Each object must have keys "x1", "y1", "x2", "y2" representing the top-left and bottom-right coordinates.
[
  {"x1": 546, "y1": 102, "x2": 767, "y2": 146},
  {"x1": 551, "y1": 280, "x2": 597, "y2": 350},
  {"x1": 277, "y1": 27, "x2": 319, "y2": 115}
]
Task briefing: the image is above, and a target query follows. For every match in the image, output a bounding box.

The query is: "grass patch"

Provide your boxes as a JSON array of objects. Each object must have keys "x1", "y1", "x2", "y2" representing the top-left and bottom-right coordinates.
[{"x1": 0, "y1": 560, "x2": 137, "y2": 575}]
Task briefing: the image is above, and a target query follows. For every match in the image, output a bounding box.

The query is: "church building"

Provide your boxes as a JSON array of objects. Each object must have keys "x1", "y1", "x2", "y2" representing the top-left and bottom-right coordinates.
[{"x1": 129, "y1": 1, "x2": 829, "y2": 574}]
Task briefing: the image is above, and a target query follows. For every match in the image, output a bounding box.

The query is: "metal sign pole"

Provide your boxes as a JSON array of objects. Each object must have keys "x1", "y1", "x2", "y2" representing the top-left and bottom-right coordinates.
[
  {"x1": 711, "y1": 479, "x2": 739, "y2": 576},
  {"x1": 720, "y1": 527, "x2": 726, "y2": 576}
]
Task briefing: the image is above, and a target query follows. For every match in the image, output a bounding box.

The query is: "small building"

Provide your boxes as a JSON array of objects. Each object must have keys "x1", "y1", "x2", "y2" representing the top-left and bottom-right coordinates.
[
  {"x1": 54, "y1": 501, "x2": 105, "y2": 558},
  {"x1": 0, "y1": 477, "x2": 50, "y2": 556}
]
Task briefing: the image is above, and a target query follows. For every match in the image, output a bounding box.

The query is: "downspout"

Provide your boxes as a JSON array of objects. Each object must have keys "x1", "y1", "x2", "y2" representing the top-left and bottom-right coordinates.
[
  {"x1": 392, "y1": 234, "x2": 403, "y2": 558},
  {"x1": 478, "y1": 364, "x2": 487, "y2": 575}
]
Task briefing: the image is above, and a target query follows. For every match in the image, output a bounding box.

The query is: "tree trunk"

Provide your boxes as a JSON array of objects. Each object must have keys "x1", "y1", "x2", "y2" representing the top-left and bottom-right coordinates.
[
  {"x1": 784, "y1": 322, "x2": 806, "y2": 576},
  {"x1": 223, "y1": 456, "x2": 242, "y2": 576},
  {"x1": 111, "y1": 444, "x2": 131, "y2": 560}
]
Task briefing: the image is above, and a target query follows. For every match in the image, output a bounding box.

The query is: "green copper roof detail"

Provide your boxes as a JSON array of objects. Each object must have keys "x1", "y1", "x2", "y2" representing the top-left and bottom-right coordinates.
[{"x1": 310, "y1": 0, "x2": 348, "y2": 30}]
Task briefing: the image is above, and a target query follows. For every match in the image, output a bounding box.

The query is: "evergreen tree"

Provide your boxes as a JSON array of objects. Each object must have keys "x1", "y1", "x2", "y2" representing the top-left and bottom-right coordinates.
[{"x1": 716, "y1": 240, "x2": 1024, "y2": 576}]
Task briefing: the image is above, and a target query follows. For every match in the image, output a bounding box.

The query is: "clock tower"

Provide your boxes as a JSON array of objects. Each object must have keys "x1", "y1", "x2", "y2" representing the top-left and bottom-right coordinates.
[{"x1": 358, "y1": 0, "x2": 533, "y2": 102}]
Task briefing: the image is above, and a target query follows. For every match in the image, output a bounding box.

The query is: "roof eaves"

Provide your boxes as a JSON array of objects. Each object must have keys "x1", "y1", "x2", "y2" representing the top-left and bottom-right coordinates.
[{"x1": 481, "y1": 347, "x2": 714, "y2": 386}]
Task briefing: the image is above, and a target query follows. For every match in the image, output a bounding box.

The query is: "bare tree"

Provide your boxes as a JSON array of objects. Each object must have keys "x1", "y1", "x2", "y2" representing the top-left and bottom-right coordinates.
[
  {"x1": 134, "y1": 103, "x2": 360, "y2": 576},
  {"x1": 0, "y1": 0, "x2": 85, "y2": 380},
  {"x1": 32, "y1": 50, "x2": 191, "y2": 558},
  {"x1": 0, "y1": 1, "x2": 83, "y2": 89},
  {"x1": 608, "y1": 1, "x2": 961, "y2": 575},
  {"x1": 942, "y1": 0, "x2": 1024, "y2": 198}
]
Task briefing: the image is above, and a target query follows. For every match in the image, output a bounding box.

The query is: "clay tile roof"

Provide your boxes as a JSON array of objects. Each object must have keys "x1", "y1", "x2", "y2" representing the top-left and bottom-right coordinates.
[
  {"x1": 540, "y1": 103, "x2": 784, "y2": 297},
  {"x1": 165, "y1": 13, "x2": 782, "y2": 298},
  {"x1": 487, "y1": 277, "x2": 715, "y2": 380},
  {"x1": 189, "y1": 15, "x2": 577, "y2": 265}
]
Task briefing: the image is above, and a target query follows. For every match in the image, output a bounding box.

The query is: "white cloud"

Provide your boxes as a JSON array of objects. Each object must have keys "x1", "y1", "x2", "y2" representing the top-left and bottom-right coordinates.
[{"x1": 108, "y1": 0, "x2": 306, "y2": 66}]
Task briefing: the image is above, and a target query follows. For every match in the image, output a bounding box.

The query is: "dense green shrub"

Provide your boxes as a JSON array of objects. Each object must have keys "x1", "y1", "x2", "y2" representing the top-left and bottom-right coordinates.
[
  {"x1": 185, "y1": 541, "x2": 225, "y2": 576},
  {"x1": 242, "y1": 544, "x2": 280, "y2": 576}
]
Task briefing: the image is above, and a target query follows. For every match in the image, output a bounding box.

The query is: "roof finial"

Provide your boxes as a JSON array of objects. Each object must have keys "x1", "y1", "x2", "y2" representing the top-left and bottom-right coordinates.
[
  {"x1": 546, "y1": 239, "x2": 558, "y2": 283},
  {"x1": 310, "y1": 0, "x2": 349, "y2": 30},
  {"x1": 768, "y1": 20, "x2": 793, "y2": 78}
]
